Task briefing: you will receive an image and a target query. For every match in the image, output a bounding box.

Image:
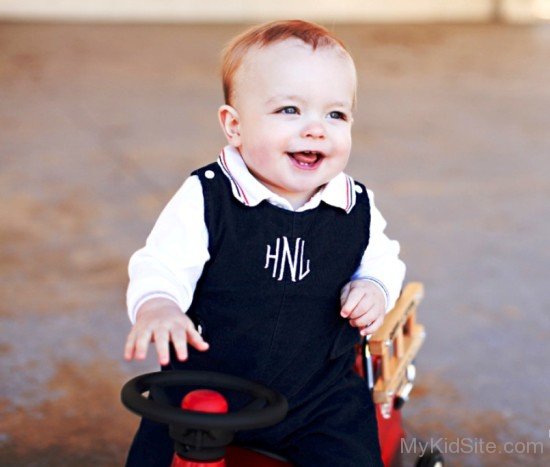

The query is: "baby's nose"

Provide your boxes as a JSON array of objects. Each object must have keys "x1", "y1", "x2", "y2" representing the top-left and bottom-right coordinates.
[{"x1": 301, "y1": 120, "x2": 326, "y2": 139}]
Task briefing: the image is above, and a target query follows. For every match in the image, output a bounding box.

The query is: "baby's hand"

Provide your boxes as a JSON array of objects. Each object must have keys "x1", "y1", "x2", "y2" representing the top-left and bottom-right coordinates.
[
  {"x1": 340, "y1": 280, "x2": 386, "y2": 336},
  {"x1": 124, "y1": 297, "x2": 209, "y2": 365}
]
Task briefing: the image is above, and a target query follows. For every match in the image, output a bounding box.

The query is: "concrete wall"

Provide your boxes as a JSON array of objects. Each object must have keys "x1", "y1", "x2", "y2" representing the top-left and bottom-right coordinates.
[{"x1": 0, "y1": 0, "x2": 547, "y2": 23}]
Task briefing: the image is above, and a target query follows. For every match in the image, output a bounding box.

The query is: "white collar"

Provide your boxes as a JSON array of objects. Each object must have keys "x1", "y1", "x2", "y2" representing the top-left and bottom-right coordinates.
[{"x1": 216, "y1": 145, "x2": 357, "y2": 213}]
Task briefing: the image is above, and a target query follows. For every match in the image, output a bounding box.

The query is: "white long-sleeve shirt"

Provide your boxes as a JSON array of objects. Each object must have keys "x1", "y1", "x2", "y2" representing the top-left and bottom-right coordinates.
[{"x1": 127, "y1": 145, "x2": 406, "y2": 324}]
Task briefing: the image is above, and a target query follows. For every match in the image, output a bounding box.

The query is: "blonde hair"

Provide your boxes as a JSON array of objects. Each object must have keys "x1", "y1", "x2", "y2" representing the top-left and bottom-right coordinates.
[{"x1": 221, "y1": 20, "x2": 351, "y2": 105}]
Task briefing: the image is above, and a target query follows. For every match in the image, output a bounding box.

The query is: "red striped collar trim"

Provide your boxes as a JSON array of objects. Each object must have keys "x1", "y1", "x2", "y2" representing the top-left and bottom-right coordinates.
[
  {"x1": 215, "y1": 146, "x2": 358, "y2": 213},
  {"x1": 218, "y1": 148, "x2": 250, "y2": 206},
  {"x1": 344, "y1": 174, "x2": 356, "y2": 214}
]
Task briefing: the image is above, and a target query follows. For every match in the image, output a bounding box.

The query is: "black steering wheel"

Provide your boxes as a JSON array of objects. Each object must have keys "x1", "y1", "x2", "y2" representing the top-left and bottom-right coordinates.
[{"x1": 121, "y1": 370, "x2": 288, "y2": 431}]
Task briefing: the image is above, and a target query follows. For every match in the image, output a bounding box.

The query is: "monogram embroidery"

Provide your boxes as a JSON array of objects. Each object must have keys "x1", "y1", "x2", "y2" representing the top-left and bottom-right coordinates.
[{"x1": 264, "y1": 236, "x2": 310, "y2": 282}]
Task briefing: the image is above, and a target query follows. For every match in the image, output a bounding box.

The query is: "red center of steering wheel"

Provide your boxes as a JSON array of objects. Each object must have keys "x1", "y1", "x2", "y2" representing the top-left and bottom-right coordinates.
[{"x1": 182, "y1": 390, "x2": 229, "y2": 414}]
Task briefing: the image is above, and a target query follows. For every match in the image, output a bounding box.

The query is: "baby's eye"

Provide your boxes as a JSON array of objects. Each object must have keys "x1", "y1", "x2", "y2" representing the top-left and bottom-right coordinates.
[
  {"x1": 277, "y1": 106, "x2": 299, "y2": 115},
  {"x1": 328, "y1": 111, "x2": 347, "y2": 120}
]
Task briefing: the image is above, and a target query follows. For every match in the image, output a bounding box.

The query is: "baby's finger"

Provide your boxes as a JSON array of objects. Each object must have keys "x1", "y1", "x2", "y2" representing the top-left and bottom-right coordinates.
[
  {"x1": 340, "y1": 287, "x2": 365, "y2": 318},
  {"x1": 360, "y1": 315, "x2": 384, "y2": 336},
  {"x1": 153, "y1": 328, "x2": 170, "y2": 365},
  {"x1": 340, "y1": 282, "x2": 351, "y2": 306},
  {"x1": 170, "y1": 324, "x2": 189, "y2": 361},
  {"x1": 186, "y1": 325, "x2": 209, "y2": 352},
  {"x1": 134, "y1": 328, "x2": 153, "y2": 360},
  {"x1": 124, "y1": 331, "x2": 137, "y2": 360},
  {"x1": 348, "y1": 294, "x2": 376, "y2": 320},
  {"x1": 350, "y1": 305, "x2": 377, "y2": 328}
]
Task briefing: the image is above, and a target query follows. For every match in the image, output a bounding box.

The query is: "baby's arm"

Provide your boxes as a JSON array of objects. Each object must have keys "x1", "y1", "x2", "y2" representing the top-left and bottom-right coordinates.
[
  {"x1": 124, "y1": 297, "x2": 208, "y2": 365},
  {"x1": 340, "y1": 189, "x2": 406, "y2": 335},
  {"x1": 124, "y1": 176, "x2": 210, "y2": 364}
]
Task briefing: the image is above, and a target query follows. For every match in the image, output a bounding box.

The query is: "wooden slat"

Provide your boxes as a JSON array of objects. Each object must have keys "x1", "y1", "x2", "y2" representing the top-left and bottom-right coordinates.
[
  {"x1": 369, "y1": 282, "x2": 424, "y2": 355},
  {"x1": 373, "y1": 324, "x2": 426, "y2": 404},
  {"x1": 394, "y1": 327, "x2": 404, "y2": 359}
]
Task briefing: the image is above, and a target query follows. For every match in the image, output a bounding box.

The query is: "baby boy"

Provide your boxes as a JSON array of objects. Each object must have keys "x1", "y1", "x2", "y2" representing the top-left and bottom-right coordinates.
[{"x1": 124, "y1": 19, "x2": 405, "y2": 466}]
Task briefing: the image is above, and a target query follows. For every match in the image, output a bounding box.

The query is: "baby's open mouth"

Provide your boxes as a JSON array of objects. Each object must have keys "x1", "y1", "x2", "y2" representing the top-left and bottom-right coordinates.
[{"x1": 286, "y1": 151, "x2": 324, "y2": 169}]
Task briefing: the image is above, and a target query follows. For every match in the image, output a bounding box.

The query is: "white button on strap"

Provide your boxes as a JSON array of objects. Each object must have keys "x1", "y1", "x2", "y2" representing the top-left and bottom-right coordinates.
[
  {"x1": 354, "y1": 184, "x2": 363, "y2": 194},
  {"x1": 205, "y1": 170, "x2": 215, "y2": 179}
]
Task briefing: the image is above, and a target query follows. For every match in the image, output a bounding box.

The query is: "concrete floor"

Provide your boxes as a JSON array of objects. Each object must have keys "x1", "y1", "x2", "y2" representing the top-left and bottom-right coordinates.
[{"x1": 0, "y1": 21, "x2": 549, "y2": 466}]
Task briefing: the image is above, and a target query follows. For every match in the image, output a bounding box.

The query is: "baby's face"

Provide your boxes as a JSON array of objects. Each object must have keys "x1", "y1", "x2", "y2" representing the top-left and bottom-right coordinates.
[{"x1": 225, "y1": 38, "x2": 356, "y2": 207}]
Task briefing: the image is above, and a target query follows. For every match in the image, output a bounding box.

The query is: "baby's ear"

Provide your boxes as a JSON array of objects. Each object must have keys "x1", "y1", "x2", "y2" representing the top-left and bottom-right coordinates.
[{"x1": 218, "y1": 105, "x2": 241, "y2": 147}]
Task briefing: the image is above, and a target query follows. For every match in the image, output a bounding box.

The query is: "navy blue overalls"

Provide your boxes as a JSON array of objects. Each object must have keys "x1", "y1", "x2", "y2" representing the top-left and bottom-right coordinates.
[{"x1": 126, "y1": 162, "x2": 383, "y2": 466}]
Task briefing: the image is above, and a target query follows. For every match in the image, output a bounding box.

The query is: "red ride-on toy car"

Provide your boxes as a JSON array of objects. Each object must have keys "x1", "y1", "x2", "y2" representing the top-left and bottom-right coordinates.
[{"x1": 121, "y1": 282, "x2": 443, "y2": 467}]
